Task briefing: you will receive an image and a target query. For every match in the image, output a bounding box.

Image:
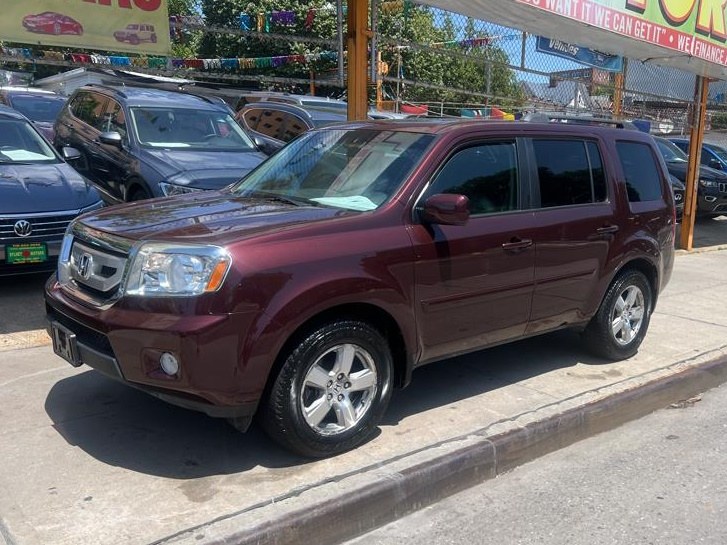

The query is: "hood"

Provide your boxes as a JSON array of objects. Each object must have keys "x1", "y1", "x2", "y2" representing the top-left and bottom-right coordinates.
[
  {"x1": 78, "y1": 191, "x2": 354, "y2": 244},
  {"x1": 665, "y1": 160, "x2": 727, "y2": 181},
  {"x1": 0, "y1": 162, "x2": 101, "y2": 214},
  {"x1": 139, "y1": 148, "x2": 267, "y2": 190}
]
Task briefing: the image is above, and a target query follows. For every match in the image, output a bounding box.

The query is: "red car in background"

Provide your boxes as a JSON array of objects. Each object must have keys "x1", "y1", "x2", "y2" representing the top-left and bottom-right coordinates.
[{"x1": 22, "y1": 12, "x2": 83, "y2": 36}]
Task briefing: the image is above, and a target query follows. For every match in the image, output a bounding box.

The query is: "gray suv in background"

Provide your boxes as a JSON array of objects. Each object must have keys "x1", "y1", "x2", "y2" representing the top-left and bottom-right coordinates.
[{"x1": 53, "y1": 85, "x2": 268, "y2": 202}]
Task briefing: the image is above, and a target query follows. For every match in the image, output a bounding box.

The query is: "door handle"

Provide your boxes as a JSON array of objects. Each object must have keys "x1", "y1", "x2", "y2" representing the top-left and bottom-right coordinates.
[
  {"x1": 502, "y1": 238, "x2": 533, "y2": 251},
  {"x1": 596, "y1": 225, "x2": 619, "y2": 235}
]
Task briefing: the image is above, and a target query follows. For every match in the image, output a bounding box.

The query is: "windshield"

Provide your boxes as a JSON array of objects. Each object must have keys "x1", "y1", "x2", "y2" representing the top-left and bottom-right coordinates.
[
  {"x1": 656, "y1": 139, "x2": 687, "y2": 162},
  {"x1": 707, "y1": 144, "x2": 727, "y2": 162},
  {"x1": 7, "y1": 94, "x2": 66, "y2": 123},
  {"x1": 0, "y1": 118, "x2": 58, "y2": 163},
  {"x1": 232, "y1": 127, "x2": 433, "y2": 211},
  {"x1": 130, "y1": 107, "x2": 257, "y2": 151}
]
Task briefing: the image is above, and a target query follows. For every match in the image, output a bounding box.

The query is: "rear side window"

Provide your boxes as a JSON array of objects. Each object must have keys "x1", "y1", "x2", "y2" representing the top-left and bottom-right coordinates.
[
  {"x1": 241, "y1": 107, "x2": 309, "y2": 142},
  {"x1": 616, "y1": 141, "x2": 663, "y2": 202},
  {"x1": 532, "y1": 139, "x2": 607, "y2": 208},
  {"x1": 70, "y1": 91, "x2": 107, "y2": 131}
]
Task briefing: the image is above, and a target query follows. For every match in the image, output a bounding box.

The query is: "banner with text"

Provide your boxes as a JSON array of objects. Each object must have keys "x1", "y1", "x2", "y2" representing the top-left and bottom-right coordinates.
[
  {"x1": 518, "y1": 0, "x2": 727, "y2": 68},
  {"x1": 3, "y1": 0, "x2": 170, "y2": 55},
  {"x1": 536, "y1": 36, "x2": 624, "y2": 72}
]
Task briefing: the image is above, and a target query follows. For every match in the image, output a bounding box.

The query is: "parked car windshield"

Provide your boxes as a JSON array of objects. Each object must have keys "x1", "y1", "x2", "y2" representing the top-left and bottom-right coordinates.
[
  {"x1": 130, "y1": 107, "x2": 257, "y2": 151},
  {"x1": 655, "y1": 138, "x2": 687, "y2": 163},
  {"x1": 232, "y1": 127, "x2": 434, "y2": 211},
  {"x1": 707, "y1": 144, "x2": 727, "y2": 162},
  {"x1": 8, "y1": 94, "x2": 66, "y2": 123},
  {"x1": 0, "y1": 118, "x2": 58, "y2": 163}
]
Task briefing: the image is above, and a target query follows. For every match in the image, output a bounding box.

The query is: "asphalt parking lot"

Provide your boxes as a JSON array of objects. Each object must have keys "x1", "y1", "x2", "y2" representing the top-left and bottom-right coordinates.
[{"x1": 0, "y1": 273, "x2": 48, "y2": 351}]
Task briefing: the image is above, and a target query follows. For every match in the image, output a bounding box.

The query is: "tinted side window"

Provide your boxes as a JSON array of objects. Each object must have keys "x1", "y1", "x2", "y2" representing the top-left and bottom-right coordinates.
[
  {"x1": 616, "y1": 141, "x2": 663, "y2": 202},
  {"x1": 426, "y1": 141, "x2": 518, "y2": 215},
  {"x1": 240, "y1": 108, "x2": 262, "y2": 131},
  {"x1": 533, "y1": 139, "x2": 600, "y2": 207},
  {"x1": 70, "y1": 92, "x2": 107, "y2": 131},
  {"x1": 672, "y1": 141, "x2": 688, "y2": 153},
  {"x1": 280, "y1": 112, "x2": 310, "y2": 143},
  {"x1": 102, "y1": 99, "x2": 127, "y2": 138}
]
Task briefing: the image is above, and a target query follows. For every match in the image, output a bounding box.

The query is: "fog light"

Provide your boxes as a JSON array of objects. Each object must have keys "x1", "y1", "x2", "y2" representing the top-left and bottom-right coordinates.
[
  {"x1": 160, "y1": 352, "x2": 179, "y2": 376},
  {"x1": 705, "y1": 196, "x2": 717, "y2": 202}
]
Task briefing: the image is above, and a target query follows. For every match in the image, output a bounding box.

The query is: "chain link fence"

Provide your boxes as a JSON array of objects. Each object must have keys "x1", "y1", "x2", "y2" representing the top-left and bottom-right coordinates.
[{"x1": 4, "y1": 0, "x2": 727, "y2": 139}]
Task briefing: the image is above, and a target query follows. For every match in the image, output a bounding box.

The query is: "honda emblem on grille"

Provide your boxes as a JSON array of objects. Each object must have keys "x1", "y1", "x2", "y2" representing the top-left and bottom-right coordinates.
[
  {"x1": 13, "y1": 220, "x2": 32, "y2": 237},
  {"x1": 78, "y1": 253, "x2": 94, "y2": 279}
]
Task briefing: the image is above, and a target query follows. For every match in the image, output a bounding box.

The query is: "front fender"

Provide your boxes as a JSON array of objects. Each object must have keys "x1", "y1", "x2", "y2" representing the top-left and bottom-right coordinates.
[{"x1": 237, "y1": 276, "x2": 418, "y2": 398}]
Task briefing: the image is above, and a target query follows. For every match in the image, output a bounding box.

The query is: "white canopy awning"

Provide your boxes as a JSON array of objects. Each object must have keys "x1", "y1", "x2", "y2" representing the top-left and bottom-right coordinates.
[{"x1": 417, "y1": 0, "x2": 727, "y2": 80}]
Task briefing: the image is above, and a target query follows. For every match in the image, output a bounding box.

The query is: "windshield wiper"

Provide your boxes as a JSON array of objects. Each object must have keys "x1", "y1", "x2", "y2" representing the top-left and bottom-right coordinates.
[{"x1": 248, "y1": 190, "x2": 306, "y2": 207}]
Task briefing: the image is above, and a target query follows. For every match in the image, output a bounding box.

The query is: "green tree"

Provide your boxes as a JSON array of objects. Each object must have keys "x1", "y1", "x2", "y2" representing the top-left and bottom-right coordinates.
[
  {"x1": 169, "y1": 0, "x2": 203, "y2": 58},
  {"x1": 198, "y1": 0, "x2": 340, "y2": 84},
  {"x1": 379, "y1": 6, "x2": 523, "y2": 114}
]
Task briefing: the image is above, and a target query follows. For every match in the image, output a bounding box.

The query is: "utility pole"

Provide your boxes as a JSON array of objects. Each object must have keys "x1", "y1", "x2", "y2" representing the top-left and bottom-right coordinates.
[
  {"x1": 396, "y1": 46, "x2": 402, "y2": 113},
  {"x1": 347, "y1": 0, "x2": 369, "y2": 120}
]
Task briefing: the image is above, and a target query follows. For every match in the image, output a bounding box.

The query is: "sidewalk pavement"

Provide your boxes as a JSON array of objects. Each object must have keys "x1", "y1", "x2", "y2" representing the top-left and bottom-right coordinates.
[{"x1": 1, "y1": 221, "x2": 727, "y2": 545}]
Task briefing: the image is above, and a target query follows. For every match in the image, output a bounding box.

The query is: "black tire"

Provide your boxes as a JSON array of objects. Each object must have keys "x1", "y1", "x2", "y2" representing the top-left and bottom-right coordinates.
[
  {"x1": 259, "y1": 320, "x2": 393, "y2": 458},
  {"x1": 583, "y1": 270, "x2": 653, "y2": 360},
  {"x1": 128, "y1": 187, "x2": 150, "y2": 201}
]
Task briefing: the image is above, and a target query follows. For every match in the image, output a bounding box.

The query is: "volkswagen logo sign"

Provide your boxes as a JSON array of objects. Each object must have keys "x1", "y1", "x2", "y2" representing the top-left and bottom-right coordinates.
[
  {"x1": 78, "y1": 253, "x2": 94, "y2": 279},
  {"x1": 13, "y1": 220, "x2": 32, "y2": 237}
]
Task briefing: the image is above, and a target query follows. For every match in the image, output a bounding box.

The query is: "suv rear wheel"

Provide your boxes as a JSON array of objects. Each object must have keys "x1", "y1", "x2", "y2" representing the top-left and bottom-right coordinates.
[
  {"x1": 259, "y1": 320, "x2": 393, "y2": 458},
  {"x1": 583, "y1": 270, "x2": 653, "y2": 360}
]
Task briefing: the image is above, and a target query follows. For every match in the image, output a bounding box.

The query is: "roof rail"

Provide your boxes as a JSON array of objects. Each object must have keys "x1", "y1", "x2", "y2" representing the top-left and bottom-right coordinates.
[
  {"x1": 522, "y1": 112, "x2": 638, "y2": 130},
  {"x1": 85, "y1": 83, "x2": 128, "y2": 99}
]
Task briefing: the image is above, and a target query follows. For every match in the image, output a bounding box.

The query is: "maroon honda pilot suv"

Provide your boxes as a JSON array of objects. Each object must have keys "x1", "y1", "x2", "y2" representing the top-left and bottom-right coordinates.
[{"x1": 45, "y1": 119, "x2": 676, "y2": 457}]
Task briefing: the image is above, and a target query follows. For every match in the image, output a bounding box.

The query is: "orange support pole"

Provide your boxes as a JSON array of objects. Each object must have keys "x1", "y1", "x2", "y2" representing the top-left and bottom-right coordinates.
[
  {"x1": 680, "y1": 75, "x2": 709, "y2": 251},
  {"x1": 347, "y1": 0, "x2": 369, "y2": 121}
]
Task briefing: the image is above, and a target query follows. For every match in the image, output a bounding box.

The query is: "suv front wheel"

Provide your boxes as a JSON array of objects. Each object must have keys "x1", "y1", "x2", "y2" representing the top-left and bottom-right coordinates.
[
  {"x1": 259, "y1": 320, "x2": 393, "y2": 458},
  {"x1": 583, "y1": 270, "x2": 653, "y2": 360}
]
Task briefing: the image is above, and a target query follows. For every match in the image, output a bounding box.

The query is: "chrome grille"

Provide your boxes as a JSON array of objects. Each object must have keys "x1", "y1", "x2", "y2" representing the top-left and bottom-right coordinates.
[
  {"x1": 0, "y1": 212, "x2": 76, "y2": 242},
  {"x1": 70, "y1": 241, "x2": 127, "y2": 294},
  {"x1": 59, "y1": 222, "x2": 134, "y2": 308},
  {"x1": 720, "y1": 183, "x2": 727, "y2": 193}
]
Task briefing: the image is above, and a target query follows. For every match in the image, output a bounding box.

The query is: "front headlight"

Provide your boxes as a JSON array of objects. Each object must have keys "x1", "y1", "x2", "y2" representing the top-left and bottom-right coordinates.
[
  {"x1": 699, "y1": 178, "x2": 719, "y2": 188},
  {"x1": 125, "y1": 243, "x2": 231, "y2": 296},
  {"x1": 159, "y1": 182, "x2": 205, "y2": 197},
  {"x1": 57, "y1": 226, "x2": 75, "y2": 284}
]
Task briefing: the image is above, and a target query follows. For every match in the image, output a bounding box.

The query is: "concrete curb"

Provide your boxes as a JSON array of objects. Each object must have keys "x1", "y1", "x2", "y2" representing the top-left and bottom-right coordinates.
[
  {"x1": 157, "y1": 350, "x2": 727, "y2": 545},
  {"x1": 675, "y1": 244, "x2": 727, "y2": 255}
]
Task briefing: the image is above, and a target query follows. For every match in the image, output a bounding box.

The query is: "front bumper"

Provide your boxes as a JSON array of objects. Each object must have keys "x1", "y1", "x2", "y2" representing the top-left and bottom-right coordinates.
[
  {"x1": 697, "y1": 186, "x2": 727, "y2": 216},
  {"x1": 45, "y1": 278, "x2": 260, "y2": 427}
]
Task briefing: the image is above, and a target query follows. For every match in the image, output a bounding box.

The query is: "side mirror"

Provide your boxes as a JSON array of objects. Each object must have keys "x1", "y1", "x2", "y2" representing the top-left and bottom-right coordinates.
[
  {"x1": 420, "y1": 193, "x2": 470, "y2": 226},
  {"x1": 99, "y1": 131, "x2": 123, "y2": 147},
  {"x1": 62, "y1": 147, "x2": 81, "y2": 161},
  {"x1": 253, "y1": 135, "x2": 283, "y2": 156},
  {"x1": 709, "y1": 159, "x2": 723, "y2": 170}
]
